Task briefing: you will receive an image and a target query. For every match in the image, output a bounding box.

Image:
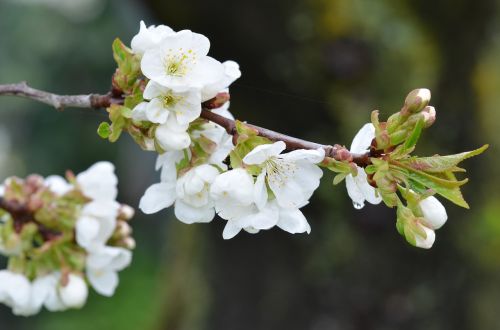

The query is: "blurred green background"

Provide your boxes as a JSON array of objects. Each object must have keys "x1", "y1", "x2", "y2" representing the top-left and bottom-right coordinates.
[{"x1": 0, "y1": 0, "x2": 498, "y2": 329}]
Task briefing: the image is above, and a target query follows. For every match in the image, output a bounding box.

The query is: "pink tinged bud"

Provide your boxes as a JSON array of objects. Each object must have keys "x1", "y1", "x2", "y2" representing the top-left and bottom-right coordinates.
[
  {"x1": 422, "y1": 106, "x2": 436, "y2": 128},
  {"x1": 419, "y1": 196, "x2": 448, "y2": 230},
  {"x1": 404, "y1": 88, "x2": 431, "y2": 114},
  {"x1": 59, "y1": 274, "x2": 88, "y2": 309}
]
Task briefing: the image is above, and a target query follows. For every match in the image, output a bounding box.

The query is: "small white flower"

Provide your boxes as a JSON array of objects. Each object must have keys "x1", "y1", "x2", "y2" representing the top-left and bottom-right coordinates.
[
  {"x1": 140, "y1": 164, "x2": 219, "y2": 223},
  {"x1": 210, "y1": 169, "x2": 311, "y2": 239},
  {"x1": 141, "y1": 30, "x2": 225, "y2": 92},
  {"x1": 86, "y1": 246, "x2": 132, "y2": 297},
  {"x1": 174, "y1": 164, "x2": 219, "y2": 224},
  {"x1": 131, "y1": 20, "x2": 174, "y2": 55},
  {"x1": 345, "y1": 123, "x2": 382, "y2": 209},
  {"x1": 201, "y1": 60, "x2": 241, "y2": 101},
  {"x1": 142, "y1": 81, "x2": 202, "y2": 125},
  {"x1": 76, "y1": 161, "x2": 118, "y2": 201},
  {"x1": 44, "y1": 175, "x2": 72, "y2": 195},
  {"x1": 419, "y1": 196, "x2": 448, "y2": 230},
  {"x1": 76, "y1": 200, "x2": 119, "y2": 251},
  {"x1": 155, "y1": 115, "x2": 191, "y2": 151},
  {"x1": 58, "y1": 273, "x2": 88, "y2": 309},
  {"x1": 243, "y1": 141, "x2": 325, "y2": 209}
]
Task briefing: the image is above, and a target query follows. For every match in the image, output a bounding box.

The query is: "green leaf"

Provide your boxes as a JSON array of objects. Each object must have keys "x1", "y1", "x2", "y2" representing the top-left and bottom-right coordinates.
[
  {"x1": 407, "y1": 169, "x2": 469, "y2": 208},
  {"x1": 97, "y1": 122, "x2": 111, "y2": 139},
  {"x1": 402, "y1": 144, "x2": 489, "y2": 173}
]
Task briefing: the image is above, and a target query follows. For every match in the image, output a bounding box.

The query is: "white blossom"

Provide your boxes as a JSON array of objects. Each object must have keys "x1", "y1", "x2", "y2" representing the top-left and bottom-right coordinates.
[
  {"x1": 141, "y1": 29, "x2": 225, "y2": 92},
  {"x1": 243, "y1": 141, "x2": 325, "y2": 209},
  {"x1": 201, "y1": 60, "x2": 241, "y2": 101},
  {"x1": 140, "y1": 164, "x2": 219, "y2": 224},
  {"x1": 131, "y1": 20, "x2": 174, "y2": 55},
  {"x1": 210, "y1": 168, "x2": 311, "y2": 239},
  {"x1": 76, "y1": 161, "x2": 118, "y2": 201},
  {"x1": 155, "y1": 115, "x2": 191, "y2": 151},
  {"x1": 142, "y1": 81, "x2": 202, "y2": 125},
  {"x1": 76, "y1": 200, "x2": 119, "y2": 251},
  {"x1": 174, "y1": 164, "x2": 219, "y2": 224},
  {"x1": 86, "y1": 246, "x2": 132, "y2": 297},
  {"x1": 345, "y1": 123, "x2": 382, "y2": 209}
]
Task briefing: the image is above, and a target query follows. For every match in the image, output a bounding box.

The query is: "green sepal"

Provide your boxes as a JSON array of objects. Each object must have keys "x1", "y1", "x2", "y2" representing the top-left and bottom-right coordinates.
[
  {"x1": 105, "y1": 104, "x2": 133, "y2": 143},
  {"x1": 333, "y1": 172, "x2": 348, "y2": 185}
]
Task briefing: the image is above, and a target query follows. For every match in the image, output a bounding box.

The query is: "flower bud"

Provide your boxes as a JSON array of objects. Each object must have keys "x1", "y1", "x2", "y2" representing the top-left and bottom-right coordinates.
[
  {"x1": 123, "y1": 237, "x2": 136, "y2": 250},
  {"x1": 418, "y1": 195, "x2": 447, "y2": 229},
  {"x1": 414, "y1": 224, "x2": 435, "y2": 249},
  {"x1": 59, "y1": 274, "x2": 88, "y2": 309},
  {"x1": 404, "y1": 88, "x2": 431, "y2": 114},
  {"x1": 421, "y1": 106, "x2": 436, "y2": 128},
  {"x1": 116, "y1": 221, "x2": 132, "y2": 237},
  {"x1": 118, "y1": 204, "x2": 135, "y2": 221}
]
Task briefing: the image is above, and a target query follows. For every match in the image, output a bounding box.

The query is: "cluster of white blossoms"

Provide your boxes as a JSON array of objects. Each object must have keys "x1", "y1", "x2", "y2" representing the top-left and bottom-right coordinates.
[
  {"x1": 129, "y1": 21, "x2": 241, "y2": 152},
  {"x1": 0, "y1": 162, "x2": 134, "y2": 316},
  {"x1": 126, "y1": 22, "x2": 327, "y2": 238}
]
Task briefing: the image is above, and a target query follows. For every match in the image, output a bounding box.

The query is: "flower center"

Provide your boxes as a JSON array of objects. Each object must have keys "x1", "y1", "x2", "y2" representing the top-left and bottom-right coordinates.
[
  {"x1": 265, "y1": 157, "x2": 297, "y2": 188},
  {"x1": 163, "y1": 48, "x2": 196, "y2": 77},
  {"x1": 162, "y1": 93, "x2": 183, "y2": 108}
]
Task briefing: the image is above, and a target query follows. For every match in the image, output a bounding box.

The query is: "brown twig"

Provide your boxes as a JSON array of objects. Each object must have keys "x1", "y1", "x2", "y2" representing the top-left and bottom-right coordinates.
[{"x1": 0, "y1": 82, "x2": 371, "y2": 166}]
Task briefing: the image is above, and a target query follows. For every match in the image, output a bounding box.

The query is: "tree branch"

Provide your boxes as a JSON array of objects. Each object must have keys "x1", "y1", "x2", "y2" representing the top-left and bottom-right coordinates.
[{"x1": 0, "y1": 82, "x2": 371, "y2": 166}]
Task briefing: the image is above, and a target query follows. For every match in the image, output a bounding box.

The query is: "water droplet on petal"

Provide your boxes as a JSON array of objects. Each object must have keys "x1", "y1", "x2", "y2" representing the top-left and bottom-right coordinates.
[{"x1": 353, "y1": 201, "x2": 363, "y2": 210}]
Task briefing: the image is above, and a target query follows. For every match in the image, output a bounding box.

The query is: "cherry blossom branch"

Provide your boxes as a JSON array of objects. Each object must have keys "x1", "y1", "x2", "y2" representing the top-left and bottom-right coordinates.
[{"x1": 0, "y1": 82, "x2": 371, "y2": 166}]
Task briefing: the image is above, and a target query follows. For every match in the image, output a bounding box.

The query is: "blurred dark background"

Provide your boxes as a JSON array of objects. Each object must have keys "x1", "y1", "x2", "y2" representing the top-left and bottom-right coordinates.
[{"x1": 0, "y1": 0, "x2": 499, "y2": 329}]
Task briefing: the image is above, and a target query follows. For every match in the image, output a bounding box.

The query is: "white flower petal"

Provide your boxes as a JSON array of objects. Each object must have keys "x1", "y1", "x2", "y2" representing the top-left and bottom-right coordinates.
[
  {"x1": 345, "y1": 173, "x2": 366, "y2": 209},
  {"x1": 76, "y1": 161, "x2": 118, "y2": 201},
  {"x1": 155, "y1": 116, "x2": 191, "y2": 151},
  {"x1": 146, "y1": 98, "x2": 170, "y2": 124},
  {"x1": 222, "y1": 221, "x2": 242, "y2": 240},
  {"x1": 87, "y1": 269, "x2": 118, "y2": 297},
  {"x1": 174, "y1": 200, "x2": 215, "y2": 224},
  {"x1": 132, "y1": 102, "x2": 149, "y2": 122},
  {"x1": 243, "y1": 141, "x2": 286, "y2": 165},
  {"x1": 44, "y1": 175, "x2": 72, "y2": 195},
  {"x1": 280, "y1": 148, "x2": 325, "y2": 163},
  {"x1": 58, "y1": 274, "x2": 88, "y2": 309},
  {"x1": 131, "y1": 21, "x2": 174, "y2": 55},
  {"x1": 277, "y1": 207, "x2": 311, "y2": 234},
  {"x1": 143, "y1": 80, "x2": 168, "y2": 100},
  {"x1": 139, "y1": 182, "x2": 176, "y2": 214},
  {"x1": 414, "y1": 225, "x2": 436, "y2": 249},
  {"x1": 254, "y1": 171, "x2": 268, "y2": 210},
  {"x1": 350, "y1": 123, "x2": 375, "y2": 154}
]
